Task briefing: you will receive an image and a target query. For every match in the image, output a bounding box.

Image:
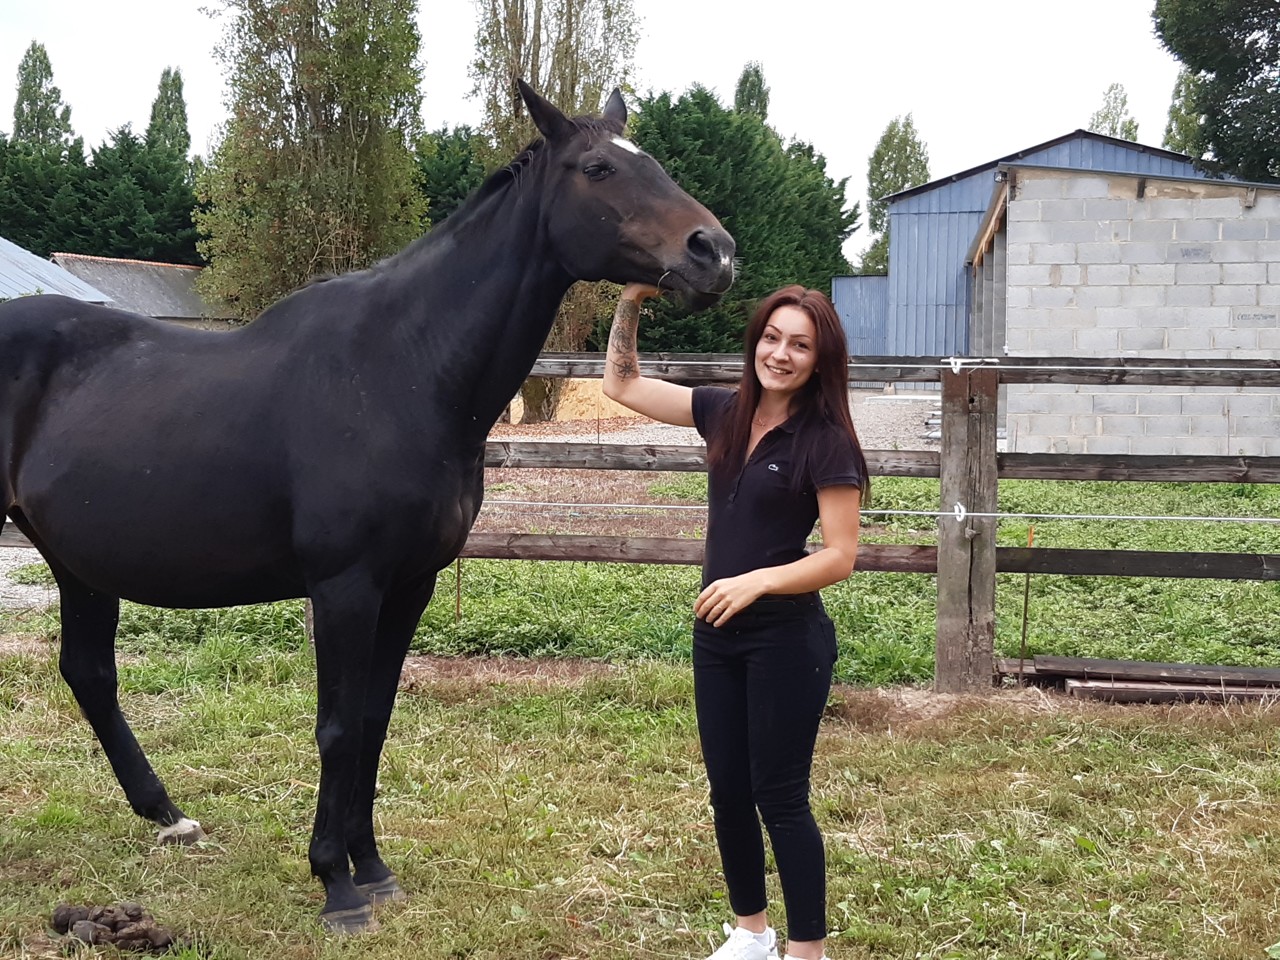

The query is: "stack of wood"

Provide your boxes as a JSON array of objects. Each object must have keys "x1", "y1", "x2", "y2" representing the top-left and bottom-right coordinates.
[{"x1": 994, "y1": 655, "x2": 1280, "y2": 703}]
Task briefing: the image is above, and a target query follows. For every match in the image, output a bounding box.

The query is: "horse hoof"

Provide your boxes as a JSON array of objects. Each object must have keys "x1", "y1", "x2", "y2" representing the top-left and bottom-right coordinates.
[
  {"x1": 356, "y1": 875, "x2": 408, "y2": 905},
  {"x1": 157, "y1": 818, "x2": 204, "y2": 846},
  {"x1": 320, "y1": 904, "x2": 378, "y2": 935}
]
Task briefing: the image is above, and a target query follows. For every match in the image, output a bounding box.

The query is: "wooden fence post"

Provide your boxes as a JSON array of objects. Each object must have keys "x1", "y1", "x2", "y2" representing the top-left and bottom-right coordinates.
[{"x1": 935, "y1": 367, "x2": 999, "y2": 691}]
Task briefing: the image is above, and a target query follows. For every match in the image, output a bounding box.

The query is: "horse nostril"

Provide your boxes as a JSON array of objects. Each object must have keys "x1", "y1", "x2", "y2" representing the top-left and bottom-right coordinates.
[{"x1": 686, "y1": 229, "x2": 718, "y2": 264}]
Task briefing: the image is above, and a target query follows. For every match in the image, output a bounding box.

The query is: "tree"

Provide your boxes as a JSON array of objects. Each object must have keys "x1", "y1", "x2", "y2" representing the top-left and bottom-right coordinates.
[
  {"x1": 470, "y1": 0, "x2": 639, "y2": 421},
  {"x1": 1088, "y1": 82, "x2": 1139, "y2": 141},
  {"x1": 628, "y1": 86, "x2": 858, "y2": 353},
  {"x1": 733, "y1": 61, "x2": 769, "y2": 120},
  {"x1": 470, "y1": 0, "x2": 638, "y2": 164},
  {"x1": 0, "y1": 133, "x2": 88, "y2": 256},
  {"x1": 1153, "y1": 0, "x2": 1280, "y2": 181},
  {"x1": 416, "y1": 125, "x2": 487, "y2": 226},
  {"x1": 196, "y1": 0, "x2": 427, "y2": 319},
  {"x1": 85, "y1": 126, "x2": 199, "y2": 263},
  {"x1": 12, "y1": 41, "x2": 75, "y2": 151},
  {"x1": 1162, "y1": 68, "x2": 1205, "y2": 157},
  {"x1": 859, "y1": 114, "x2": 929, "y2": 276},
  {"x1": 146, "y1": 67, "x2": 191, "y2": 157}
]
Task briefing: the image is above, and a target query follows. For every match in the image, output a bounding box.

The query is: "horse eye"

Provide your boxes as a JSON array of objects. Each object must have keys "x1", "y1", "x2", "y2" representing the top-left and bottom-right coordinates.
[{"x1": 583, "y1": 163, "x2": 614, "y2": 181}]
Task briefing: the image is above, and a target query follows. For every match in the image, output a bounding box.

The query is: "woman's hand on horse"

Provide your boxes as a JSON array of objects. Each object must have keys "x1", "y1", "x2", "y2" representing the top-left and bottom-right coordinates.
[
  {"x1": 694, "y1": 572, "x2": 769, "y2": 627},
  {"x1": 621, "y1": 283, "x2": 663, "y2": 303}
]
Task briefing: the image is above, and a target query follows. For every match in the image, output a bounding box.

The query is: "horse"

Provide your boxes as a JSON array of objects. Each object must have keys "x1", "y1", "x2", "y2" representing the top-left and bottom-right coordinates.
[{"x1": 0, "y1": 80, "x2": 735, "y2": 933}]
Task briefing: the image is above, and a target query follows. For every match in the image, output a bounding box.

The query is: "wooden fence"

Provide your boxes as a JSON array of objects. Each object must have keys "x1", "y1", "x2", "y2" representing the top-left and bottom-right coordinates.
[{"x1": 4, "y1": 353, "x2": 1278, "y2": 691}]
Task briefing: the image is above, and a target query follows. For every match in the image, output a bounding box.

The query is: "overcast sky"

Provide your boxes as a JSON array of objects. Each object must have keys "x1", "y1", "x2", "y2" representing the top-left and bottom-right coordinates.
[{"x1": 0, "y1": 0, "x2": 1183, "y2": 261}]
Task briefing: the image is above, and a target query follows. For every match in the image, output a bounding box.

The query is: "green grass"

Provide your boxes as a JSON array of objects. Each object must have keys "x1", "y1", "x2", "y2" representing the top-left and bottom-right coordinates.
[
  {"x1": 4, "y1": 479, "x2": 1278, "y2": 685},
  {"x1": 1, "y1": 638, "x2": 1279, "y2": 959},
  {"x1": 1, "y1": 478, "x2": 1278, "y2": 957}
]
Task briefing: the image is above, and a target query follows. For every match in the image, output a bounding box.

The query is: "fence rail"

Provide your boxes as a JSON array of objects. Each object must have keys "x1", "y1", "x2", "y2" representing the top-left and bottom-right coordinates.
[{"x1": 5, "y1": 353, "x2": 1278, "y2": 690}]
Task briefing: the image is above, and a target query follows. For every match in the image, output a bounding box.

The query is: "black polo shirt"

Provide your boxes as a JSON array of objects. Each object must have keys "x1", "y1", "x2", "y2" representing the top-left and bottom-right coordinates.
[{"x1": 692, "y1": 386, "x2": 865, "y2": 588}]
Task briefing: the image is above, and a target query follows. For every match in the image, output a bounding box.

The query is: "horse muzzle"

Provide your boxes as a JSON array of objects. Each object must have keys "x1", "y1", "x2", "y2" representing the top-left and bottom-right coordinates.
[{"x1": 664, "y1": 224, "x2": 735, "y2": 310}]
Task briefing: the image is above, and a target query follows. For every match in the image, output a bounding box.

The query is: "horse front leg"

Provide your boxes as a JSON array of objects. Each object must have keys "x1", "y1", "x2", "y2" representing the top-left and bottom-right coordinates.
[
  {"x1": 346, "y1": 575, "x2": 437, "y2": 905},
  {"x1": 308, "y1": 573, "x2": 381, "y2": 933},
  {"x1": 55, "y1": 572, "x2": 203, "y2": 844}
]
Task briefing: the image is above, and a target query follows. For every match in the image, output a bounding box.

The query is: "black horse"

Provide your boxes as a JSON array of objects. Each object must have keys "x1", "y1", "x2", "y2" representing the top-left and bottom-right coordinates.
[{"x1": 0, "y1": 81, "x2": 734, "y2": 932}]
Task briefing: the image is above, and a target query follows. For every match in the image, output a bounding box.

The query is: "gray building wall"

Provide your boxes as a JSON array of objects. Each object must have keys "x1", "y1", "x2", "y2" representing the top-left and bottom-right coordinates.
[{"x1": 1003, "y1": 167, "x2": 1280, "y2": 457}]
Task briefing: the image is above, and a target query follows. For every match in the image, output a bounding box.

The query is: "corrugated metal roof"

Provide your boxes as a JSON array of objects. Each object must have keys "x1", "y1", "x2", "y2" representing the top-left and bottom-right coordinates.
[
  {"x1": 1000, "y1": 161, "x2": 1280, "y2": 194},
  {"x1": 0, "y1": 236, "x2": 112, "y2": 302},
  {"x1": 51, "y1": 253, "x2": 234, "y2": 319},
  {"x1": 883, "y1": 129, "x2": 1202, "y2": 205}
]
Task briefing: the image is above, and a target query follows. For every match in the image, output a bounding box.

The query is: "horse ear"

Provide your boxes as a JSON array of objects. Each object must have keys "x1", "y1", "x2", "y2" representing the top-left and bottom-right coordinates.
[
  {"x1": 517, "y1": 79, "x2": 575, "y2": 142},
  {"x1": 602, "y1": 87, "x2": 627, "y2": 131}
]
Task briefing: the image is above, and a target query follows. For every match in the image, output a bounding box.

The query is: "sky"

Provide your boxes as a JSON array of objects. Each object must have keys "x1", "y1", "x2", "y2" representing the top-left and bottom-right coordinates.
[{"x1": 0, "y1": 0, "x2": 1184, "y2": 262}]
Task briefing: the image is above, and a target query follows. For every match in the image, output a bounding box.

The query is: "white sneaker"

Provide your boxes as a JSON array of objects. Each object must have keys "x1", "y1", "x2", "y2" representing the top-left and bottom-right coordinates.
[{"x1": 705, "y1": 922, "x2": 780, "y2": 960}]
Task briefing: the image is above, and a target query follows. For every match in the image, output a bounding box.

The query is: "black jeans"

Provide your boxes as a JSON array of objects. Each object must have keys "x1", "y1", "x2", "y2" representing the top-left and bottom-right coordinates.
[{"x1": 692, "y1": 596, "x2": 836, "y2": 943}]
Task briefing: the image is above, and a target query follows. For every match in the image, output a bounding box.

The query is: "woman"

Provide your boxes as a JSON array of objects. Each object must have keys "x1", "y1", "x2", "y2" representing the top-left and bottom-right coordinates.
[{"x1": 602, "y1": 284, "x2": 869, "y2": 960}]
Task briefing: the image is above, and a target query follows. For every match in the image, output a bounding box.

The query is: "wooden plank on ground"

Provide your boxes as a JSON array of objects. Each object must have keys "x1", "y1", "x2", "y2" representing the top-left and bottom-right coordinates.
[
  {"x1": 1065, "y1": 678, "x2": 1278, "y2": 703},
  {"x1": 1034, "y1": 655, "x2": 1280, "y2": 686},
  {"x1": 994, "y1": 657, "x2": 1040, "y2": 679}
]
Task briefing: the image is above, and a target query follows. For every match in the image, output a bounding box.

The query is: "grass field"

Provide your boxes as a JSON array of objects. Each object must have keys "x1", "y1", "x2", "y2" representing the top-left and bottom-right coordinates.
[{"x1": 0, "y1": 477, "x2": 1277, "y2": 958}]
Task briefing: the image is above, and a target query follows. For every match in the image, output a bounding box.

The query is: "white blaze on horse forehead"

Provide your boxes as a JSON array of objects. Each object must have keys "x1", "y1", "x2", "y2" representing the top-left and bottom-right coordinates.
[{"x1": 611, "y1": 137, "x2": 644, "y2": 155}]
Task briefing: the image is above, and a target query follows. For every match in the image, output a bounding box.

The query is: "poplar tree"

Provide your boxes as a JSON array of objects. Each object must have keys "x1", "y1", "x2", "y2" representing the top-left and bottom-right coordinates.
[
  {"x1": 146, "y1": 67, "x2": 192, "y2": 157},
  {"x1": 196, "y1": 0, "x2": 427, "y2": 319},
  {"x1": 860, "y1": 114, "x2": 929, "y2": 276},
  {"x1": 733, "y1": 62, "x2": 769, "y2": 120},
  {"x1": 1087, "y1": 82, "x2": 1139, "y2": 141},
  {"x1": 470, "y1": 0, "x2": 639, "y2": 421},
  {"x1": 1162, "y1": 68, "x2": 1205, "y2": 157},
  {"x1": 12, "y1": 41, "x2": 75, "y2": 151}
]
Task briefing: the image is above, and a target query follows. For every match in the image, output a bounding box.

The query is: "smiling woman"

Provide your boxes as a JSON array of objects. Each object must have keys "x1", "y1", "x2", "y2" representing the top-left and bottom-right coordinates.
[{"x1": 602, "y1": 283, "x2": 870, "y2": 960}]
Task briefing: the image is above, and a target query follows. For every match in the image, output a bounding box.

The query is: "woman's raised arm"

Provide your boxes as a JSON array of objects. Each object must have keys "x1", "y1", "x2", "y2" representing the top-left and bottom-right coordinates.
[{"x1": 601, "y1": 285, "x2": 696, "y2": 427}]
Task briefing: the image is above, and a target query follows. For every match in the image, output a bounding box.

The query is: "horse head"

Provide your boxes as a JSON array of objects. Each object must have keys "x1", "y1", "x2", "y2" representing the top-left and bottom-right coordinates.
[{"x1": 518, "y1": 79, "x2": 735, "y2": 310}]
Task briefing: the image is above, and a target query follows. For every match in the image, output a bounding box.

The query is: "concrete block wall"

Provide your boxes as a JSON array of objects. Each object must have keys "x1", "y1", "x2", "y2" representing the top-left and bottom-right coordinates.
[{"x1": 1003, "y1": 168, "x2": 1280, "y2": 456}]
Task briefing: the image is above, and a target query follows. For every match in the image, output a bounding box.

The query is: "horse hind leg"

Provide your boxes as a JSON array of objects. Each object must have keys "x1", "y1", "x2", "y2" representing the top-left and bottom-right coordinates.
[{"x1": 54, "y1": 569, "x2": 203, "y2": 845}]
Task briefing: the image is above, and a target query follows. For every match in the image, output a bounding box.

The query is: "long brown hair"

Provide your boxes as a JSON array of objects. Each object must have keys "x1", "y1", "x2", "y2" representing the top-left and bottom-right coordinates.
[{"x1": 707, "y1": 285, "x2": 870, "y2": 500}]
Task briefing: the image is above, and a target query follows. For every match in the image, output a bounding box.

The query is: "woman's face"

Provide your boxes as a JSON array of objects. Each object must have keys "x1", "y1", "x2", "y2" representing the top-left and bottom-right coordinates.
[{"x1": 753, "y1": 304, "x2": 818, "y2": 399}]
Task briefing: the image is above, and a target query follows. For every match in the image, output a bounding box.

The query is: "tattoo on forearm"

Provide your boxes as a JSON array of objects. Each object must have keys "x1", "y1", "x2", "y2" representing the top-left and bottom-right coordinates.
[
  {"x1": 611, "y1": 356, "x2": 639, "y2": 379},
  {"x1": 608, "y1": 299, "x2": 641, "y2": 381}
]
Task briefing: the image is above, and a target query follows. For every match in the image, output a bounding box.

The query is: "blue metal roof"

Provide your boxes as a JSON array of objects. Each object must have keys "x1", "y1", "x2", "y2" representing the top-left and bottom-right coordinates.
[
  {"x1": 0, "y1": 236, "x2": 112, "y2": 303},
  {"x1": 883, "y1": 129, "x2": 1201, "y2": 206}
]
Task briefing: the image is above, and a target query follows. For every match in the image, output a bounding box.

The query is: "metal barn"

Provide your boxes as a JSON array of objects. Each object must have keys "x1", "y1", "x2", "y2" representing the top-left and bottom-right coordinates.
[{"x1": 833, "y1": 130, "x2": 1206, "y2": 359}]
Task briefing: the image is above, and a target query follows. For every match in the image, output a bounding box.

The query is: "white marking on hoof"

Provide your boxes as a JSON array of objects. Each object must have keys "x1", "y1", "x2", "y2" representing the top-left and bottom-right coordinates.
[{"x1": 157, "y1": 818, "x2": 204, "y2": 845}]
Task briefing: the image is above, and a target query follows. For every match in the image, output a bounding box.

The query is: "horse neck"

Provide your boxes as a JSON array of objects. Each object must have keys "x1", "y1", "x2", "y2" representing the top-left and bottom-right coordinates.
[{"x1": 383, "y1": 180, "x2": 573, "y2": 434}]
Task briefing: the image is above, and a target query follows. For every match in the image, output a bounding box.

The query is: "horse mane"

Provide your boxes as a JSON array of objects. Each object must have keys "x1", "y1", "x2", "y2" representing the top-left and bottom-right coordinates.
[{"x1": 412, "y1": 114, "x2": 623, "y2": 247}]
